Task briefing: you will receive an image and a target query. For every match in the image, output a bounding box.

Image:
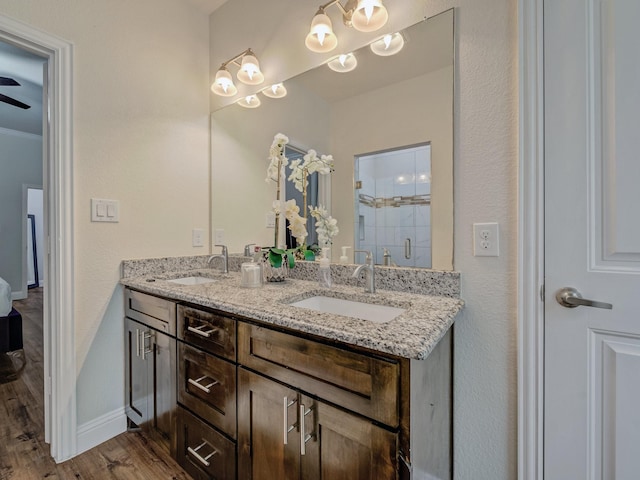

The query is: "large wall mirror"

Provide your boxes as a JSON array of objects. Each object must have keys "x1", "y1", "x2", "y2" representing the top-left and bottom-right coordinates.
[{"x1": 211, "y1": 9, "x2": 454, "y2": 270}]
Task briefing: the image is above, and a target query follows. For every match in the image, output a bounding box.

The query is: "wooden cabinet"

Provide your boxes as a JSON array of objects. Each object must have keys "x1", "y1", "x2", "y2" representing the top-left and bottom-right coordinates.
[
  {"x1": 124, "y1": 290, "x2": 177, "y2": 456},
  {"x1": 238, "y1": 368, "x2": 397, "y2": 480},
  {"x1": 124, "y1": 288, "x2": 452, "y2": 480}
]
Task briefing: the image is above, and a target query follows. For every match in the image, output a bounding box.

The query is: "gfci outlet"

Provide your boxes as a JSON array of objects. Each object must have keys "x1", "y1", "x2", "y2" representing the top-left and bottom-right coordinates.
[
  {"x1": 214, "y1": 229, "x2": 225, "y2": 245},
  {"x1": 473, "y1": 222, "x2": 499, "y2": 257}
]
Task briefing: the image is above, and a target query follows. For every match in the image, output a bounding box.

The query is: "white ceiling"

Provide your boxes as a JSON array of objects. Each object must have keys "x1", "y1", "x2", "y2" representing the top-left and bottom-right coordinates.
[{"x1": 0, "y1": 41, "x2": 46, "y2": 136}]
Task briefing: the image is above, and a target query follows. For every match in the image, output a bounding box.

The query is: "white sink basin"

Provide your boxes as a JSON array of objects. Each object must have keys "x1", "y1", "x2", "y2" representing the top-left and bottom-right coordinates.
[
  {"x1": 167, "y1": 276, "x2": 217, "y2": 286},
  {"x1": 289, "y1": 296, "x2": 405, "y2": 323}
]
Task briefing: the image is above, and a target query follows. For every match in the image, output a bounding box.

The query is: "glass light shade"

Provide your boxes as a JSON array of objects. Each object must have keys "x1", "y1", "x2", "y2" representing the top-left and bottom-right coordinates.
[
  {"x1": 237, "y1": 54, "x2": 264, "y2": 85},
  {"x1": 370, "y1": 32, "x2": 404, "y2": 56},
  {"x1": 351, "y1": 0, "x2": 388, "y2": 32},
  {"x1": 261, "y1": 83, "x2": 287, "y2": 99},
  {"x1": 236, "y1": 94, "x2": 261, "y2": 108},
  {"x1": 327, "y1": 53, "x2": 357, "y2": 73},
  {"x1": 211, "y1": 68, "x2": 238, "y2": 96},
  {"x1": 305, "y1": 12, "x2": 338, "y2": 53}
]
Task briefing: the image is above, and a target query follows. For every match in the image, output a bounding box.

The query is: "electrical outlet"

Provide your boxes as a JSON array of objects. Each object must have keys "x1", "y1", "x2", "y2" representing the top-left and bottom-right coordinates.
[
  {"x1": 214, "y1": 228, "x2": 225, "y2": 245},
  {"x1": 473, "y1": 222, "x2": 499, "y2": 256},
  {"x1": 192, "y1": 228, "x2": 204, "y2": 247}
]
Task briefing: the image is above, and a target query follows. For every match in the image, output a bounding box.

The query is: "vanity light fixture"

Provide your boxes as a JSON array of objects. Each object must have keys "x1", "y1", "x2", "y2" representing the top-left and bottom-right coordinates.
[
  {"x1": 305, "y1": 0, "x2": 388, "y2": 53},
  {"x1": 212, "y1": 48, "x2": 265, "y2": 97},
  {"x1": 261, "y1": 82, "x2": 288, "y2": 99},
  {"x1": 351, "y1": 0, "x2": 388, "y2": 32},
  {"x1": 327, "y1": 53, "x2": 358, "y2": 73},
  {"x1": 236, "y1": 94, "x2": 261, "y2": 108},
  {"x1": 370, "y1": 32, "x2": 404, "y2": 56}
]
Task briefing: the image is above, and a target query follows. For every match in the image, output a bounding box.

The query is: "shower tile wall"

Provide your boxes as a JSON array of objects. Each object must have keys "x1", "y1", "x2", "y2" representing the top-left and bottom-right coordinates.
[{"x1": 355, "y1": 145, "x2": 431, "y2": 268}]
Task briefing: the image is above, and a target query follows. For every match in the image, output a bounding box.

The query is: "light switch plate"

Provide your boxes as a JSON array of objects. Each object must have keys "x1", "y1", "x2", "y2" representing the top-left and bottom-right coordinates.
[
  {"x1": 91, "y1": 198, "x2": 119, "y2": 223},
  {"x1": 192, "y1": 228, "x2": 204, "y2": 247},
  {"x1": 214, "y1": 229, "x2": 225, "y2": 245},
  {"x1": 265, "y1": 212, "x2": 276, "y2": 228}
]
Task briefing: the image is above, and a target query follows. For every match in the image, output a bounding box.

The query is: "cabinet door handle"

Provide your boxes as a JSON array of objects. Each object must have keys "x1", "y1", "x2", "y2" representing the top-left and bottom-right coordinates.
[
  {"x1": 188, "y1": 375, "x2": 219, "y2": 394},
  {"x1": 135, "y1": 328, "x2": 140, "y2": 357},
  {"x1": 187, "y1": 440, "x2": 218, "y2": 467},
  {"x1": 405, "y1": 238, "x2": 412, "y2": 259},
  {"x1": 187, "y1": 324, "x2": 219, "y2": 338},
  {"x1": 299, "y1": 404, "x2": 314, "y2": 455},
  {"x1": 283, "y1": 396, "x2": 297, "y2": 445},
  {"x1": 141, "y1": 331, "x2": 153, "y2": 360}
]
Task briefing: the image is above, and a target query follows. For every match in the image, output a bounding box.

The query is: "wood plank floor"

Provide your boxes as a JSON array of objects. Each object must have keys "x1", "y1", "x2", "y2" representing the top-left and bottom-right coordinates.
[{"x1": 1, "y1": 288, "x2": 191, "y2": 479}]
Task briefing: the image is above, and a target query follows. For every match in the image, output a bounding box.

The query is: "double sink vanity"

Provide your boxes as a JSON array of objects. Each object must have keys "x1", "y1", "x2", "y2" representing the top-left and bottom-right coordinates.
[{"x1": 120, "y1": 254, "x2": 462, "y2": 480}]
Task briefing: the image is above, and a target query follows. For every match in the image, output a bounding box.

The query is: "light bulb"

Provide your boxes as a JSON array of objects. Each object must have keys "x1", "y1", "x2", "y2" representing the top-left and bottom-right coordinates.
[
  {"x1": 211, "y1": 67, "x2": 238, "y2": 97},
  {"x1": 261, "y1": 82, "x2": 287, "y2": 99},
  {"x1": 237, "y1": 53, "x2": 264, "y2": 85},
  {"x1": 305, "y1": 11, "x2": 338, "y2": 53},
  {"x1": 370, "y1": 32, "x2": 404, "y2": 56},
  {"x1": 327, "y1": 52, "x2": 357, "y2": 73},
  {"x1": 352, "y1": 0, "x2": 388, "y2": 32},
  {"x1": 236, "y1": 94, "x2": 261, "y2": 108}
]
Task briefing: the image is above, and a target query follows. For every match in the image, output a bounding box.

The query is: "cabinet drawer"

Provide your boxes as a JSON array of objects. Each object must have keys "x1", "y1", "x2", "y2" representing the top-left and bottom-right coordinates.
[
  {"x1": 177, "y1": 407, "x2": 236, "y2": 480},
  {"x1": 178, "y1": 341, "x2": 237, "y2": 438},
  {"x1": 177, "y1": 305, "x2": 236, "y2": 360},
  {"x1": 238, "y1": 322, "x2": 399, "y2": 427},
  {"x1": 125, "y1": 289, "x2": 176, "y2": 335}
]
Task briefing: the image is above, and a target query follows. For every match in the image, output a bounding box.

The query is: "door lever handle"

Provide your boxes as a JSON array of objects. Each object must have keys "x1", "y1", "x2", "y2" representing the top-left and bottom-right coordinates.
[{"x1": 555, "y1": 287, "x2": 612, "y2": 310}]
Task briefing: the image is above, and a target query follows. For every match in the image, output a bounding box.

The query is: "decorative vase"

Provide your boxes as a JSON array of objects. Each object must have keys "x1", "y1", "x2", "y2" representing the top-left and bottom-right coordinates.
[{"x1": 263, "y1": 262, "x2": 288, "y2": 283}]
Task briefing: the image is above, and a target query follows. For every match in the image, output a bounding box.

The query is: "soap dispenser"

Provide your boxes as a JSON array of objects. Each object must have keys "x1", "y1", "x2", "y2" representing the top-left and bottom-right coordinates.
[
  {"x1": 318, "y1": 247, "x2": 332, "y2": 288},
  {"x1": 339, "y1": 246, "x2": 352, "y2": 264}
]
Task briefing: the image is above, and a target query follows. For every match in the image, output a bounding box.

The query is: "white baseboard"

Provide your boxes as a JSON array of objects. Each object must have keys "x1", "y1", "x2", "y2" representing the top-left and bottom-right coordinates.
[
  {"x1": 11, "y1": 290, "x2": 27, "y2": 301},
  {"x1": 76, "y1": 407, "x2": 127, "y2": 456}
]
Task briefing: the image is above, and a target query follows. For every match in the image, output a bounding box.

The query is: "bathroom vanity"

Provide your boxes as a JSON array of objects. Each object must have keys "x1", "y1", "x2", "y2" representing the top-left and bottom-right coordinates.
[{"x1": 121, "y1": 258, "x2": 462, "y2": 480}]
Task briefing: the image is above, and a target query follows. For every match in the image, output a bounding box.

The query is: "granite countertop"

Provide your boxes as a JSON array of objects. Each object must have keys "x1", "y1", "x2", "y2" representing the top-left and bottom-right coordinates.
[{"x1": 120, "y1": 268, "x2": 464, "y2": 360}]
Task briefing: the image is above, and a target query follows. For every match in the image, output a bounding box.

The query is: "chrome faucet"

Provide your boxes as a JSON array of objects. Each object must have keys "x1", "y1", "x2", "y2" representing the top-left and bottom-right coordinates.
[
  {"x1": 352, "y1": 250, "x2": 375, "y2": 293},
  {"x1": 243, "y1": 243, "x2": 256, "y2": 256},
  {"x1": 208, "y1": 244, "x2": 228, "y2": 274}
]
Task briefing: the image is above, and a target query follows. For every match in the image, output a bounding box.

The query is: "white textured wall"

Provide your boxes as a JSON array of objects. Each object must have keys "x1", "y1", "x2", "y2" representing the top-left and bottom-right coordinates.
[
  {"x1": 211, "y1": 1, "x2": 517, "y2": 478},
  {"x1": 0, "y1": 129, "x2": 42, "y2": 295},
  {"x1": 0, "y1": 0, "x2": 211, "y2": 425}
]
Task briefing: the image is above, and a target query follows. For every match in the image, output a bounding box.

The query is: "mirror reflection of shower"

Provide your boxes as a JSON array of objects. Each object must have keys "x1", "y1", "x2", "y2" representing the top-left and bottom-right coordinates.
[{"x1": 354, "y1": 144, "x2": 431, "y2": 268}]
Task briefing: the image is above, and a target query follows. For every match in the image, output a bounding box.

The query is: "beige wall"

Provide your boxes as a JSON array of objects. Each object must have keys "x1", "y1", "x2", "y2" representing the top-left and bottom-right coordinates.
[
  {"x1": 0, "y1": 0, "x2": 211, "y2": 425},
  {"x1": 330, "y1": 66, "x2": 453, "y2": 270},
  {"x1": 211, "y1": 1, "x2": 517, "y2": 479}
]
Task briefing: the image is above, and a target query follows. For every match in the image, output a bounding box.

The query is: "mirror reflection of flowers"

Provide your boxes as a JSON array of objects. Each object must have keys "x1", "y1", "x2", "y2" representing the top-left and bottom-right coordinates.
[
  {"x1": 265, "y1": 132, "x2": 338, "y2": 268},
  {"x1": 309, "y1": 205, "x2": 339, "y2": 247}
]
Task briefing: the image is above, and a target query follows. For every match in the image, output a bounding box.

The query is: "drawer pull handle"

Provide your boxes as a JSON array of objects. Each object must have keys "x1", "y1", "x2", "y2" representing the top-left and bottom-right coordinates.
[
  {"x1": 141, "y1": 331, "x2": 153, "y2": 360},
  {"x1": 187, "y1": 440, "x2": 218, "y2": 467},
  {"x1": 187, "y1": 324, "x2": 218, "y2": 338},
  {"x1": 188, "y1": 375, "x2": 219, "y2": 394},
  {"x1": 283, "y1": 396, "x2": 297, "y2": 445},
  {"x1": 300, "y1": 404, "x2": 314, "y2": 455}
]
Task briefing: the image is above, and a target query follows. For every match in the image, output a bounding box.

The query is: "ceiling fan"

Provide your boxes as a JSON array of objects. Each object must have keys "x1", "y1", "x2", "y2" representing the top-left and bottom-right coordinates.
[{"x1": 0, "y1": 76, "x2": 31, "y2": 109}]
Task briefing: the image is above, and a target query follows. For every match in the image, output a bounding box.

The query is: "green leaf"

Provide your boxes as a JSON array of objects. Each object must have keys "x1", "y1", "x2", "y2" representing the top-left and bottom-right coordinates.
[
  {"x1": 303, "y1": 249, "x2": 315, "y2": 261},
  {"x1": 268, "y1": 250, "x2": 282, "y2": 268},
  {"x1": 284, "y1": 251, "x2": 296, "y2": 269}
]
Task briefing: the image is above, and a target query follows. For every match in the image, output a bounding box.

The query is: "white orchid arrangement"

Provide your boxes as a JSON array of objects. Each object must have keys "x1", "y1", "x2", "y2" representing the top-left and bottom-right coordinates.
[
  {"x1": 265, "y1": 133, "x2": 338, "y2": 268},
  {"x1": 309, "y1": 205, "x2": 339, "y2": 246}
]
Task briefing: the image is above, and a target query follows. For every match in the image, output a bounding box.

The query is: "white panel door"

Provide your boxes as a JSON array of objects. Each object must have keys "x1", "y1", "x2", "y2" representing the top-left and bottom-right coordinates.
[{"x1": 544, "y1": 0, "x2": 640, "y2": 478}]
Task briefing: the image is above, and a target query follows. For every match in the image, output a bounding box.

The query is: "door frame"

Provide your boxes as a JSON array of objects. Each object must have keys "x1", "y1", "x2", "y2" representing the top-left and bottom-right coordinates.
[
  {"x1": 0, "y1": 15, "x2": 76, "y2": 462},
  {"x1": 518, "y1": 0, "x2": 545, "y2": 479}
]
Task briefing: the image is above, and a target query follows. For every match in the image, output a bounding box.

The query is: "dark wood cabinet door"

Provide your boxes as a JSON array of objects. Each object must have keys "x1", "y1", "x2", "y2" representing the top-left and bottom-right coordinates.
[
  {"x1": 300, "y1": 394, "x2": 397, "y2": 480},
  {"x1": 125, "y1": 318, "x2": 150, "y2": 427},
  {"x1": 238, "y1": 368, "x2": 300, "y2": 480}
]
